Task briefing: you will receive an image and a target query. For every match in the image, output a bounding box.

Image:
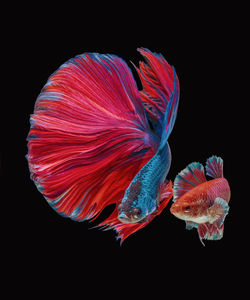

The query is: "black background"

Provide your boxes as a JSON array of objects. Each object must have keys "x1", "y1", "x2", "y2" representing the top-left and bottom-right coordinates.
[{"x1": 5, "y1": 3, "x2": 246, "y2": 295}]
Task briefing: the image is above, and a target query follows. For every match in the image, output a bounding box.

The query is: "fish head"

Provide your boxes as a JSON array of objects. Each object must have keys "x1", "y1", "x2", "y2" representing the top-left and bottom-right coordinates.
[
  {"x1": 170, "y1": 196, "x2": 207, "y2": 222},
  {"x1": 118, "y1": 189, "x2": 157, "y2": 223},
  {"x1": 170, "y1": 200, "x2": 195, "y2": 220}
]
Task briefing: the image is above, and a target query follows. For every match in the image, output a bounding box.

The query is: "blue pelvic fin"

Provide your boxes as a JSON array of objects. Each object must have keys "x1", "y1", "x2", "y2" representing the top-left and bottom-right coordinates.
[
  {"x1": 205, "y1": 156, "x2": 223, "y2": 178},
  {"x1": 185, "y1": 221, "x2": 198, "y2": 230},
  {"x1": 173, "y1": 162, "x2": 207, "y2": 202}
]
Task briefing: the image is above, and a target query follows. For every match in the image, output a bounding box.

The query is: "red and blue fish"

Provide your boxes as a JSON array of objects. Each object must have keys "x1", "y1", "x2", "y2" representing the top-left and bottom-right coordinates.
[
  {"x1": 170, "y1": 156, "x2": 231, "y2": 245},
  {"x1": 27, "y1": 48, "x2": 179, "y2": 242}
]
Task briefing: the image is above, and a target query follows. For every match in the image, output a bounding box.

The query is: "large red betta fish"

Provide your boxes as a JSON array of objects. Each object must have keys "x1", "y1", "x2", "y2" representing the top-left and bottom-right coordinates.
[{"x1": 27, "y1": 48, "x2": 179, "y2": 242}]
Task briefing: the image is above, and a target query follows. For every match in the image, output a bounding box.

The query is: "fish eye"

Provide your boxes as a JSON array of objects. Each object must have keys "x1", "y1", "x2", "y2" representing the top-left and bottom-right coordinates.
[
  {"x1": 118, "y1": 204, "x2": 122, "y2": 212},
  {"x1": 185, "y1": 205, "x2": 191, "y2": 211},
  {"x1": 132, "y1": 208, "x2": 142, "y2": 219}
]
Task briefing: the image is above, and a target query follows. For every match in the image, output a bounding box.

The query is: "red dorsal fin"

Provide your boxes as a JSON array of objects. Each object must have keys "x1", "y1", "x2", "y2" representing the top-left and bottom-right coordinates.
[{"x1": 173, "y1": 162, "x2": 206, "y2": 202}]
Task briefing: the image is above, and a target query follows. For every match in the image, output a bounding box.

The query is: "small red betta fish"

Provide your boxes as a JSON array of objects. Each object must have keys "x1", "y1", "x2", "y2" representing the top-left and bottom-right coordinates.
[{"x1": 170, "y1": 156, "x2": 230, "y2": 246}]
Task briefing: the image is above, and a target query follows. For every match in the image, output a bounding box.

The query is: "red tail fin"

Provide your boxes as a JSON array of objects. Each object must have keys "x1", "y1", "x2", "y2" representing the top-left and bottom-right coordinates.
[{"x1": 27, "y1": 53, "x2": 156, "y2": 228}]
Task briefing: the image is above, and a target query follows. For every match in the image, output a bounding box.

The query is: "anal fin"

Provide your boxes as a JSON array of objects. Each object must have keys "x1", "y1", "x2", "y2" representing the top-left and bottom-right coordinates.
[{"x1": 198, "y1": 223, "x2": 224, "y2": 246}]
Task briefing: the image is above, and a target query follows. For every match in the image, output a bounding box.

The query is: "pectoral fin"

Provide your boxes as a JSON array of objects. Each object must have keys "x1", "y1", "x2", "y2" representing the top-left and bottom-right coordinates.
[
  {"x1": 208, "y1": 197, "x2": 229, "y2": 226},
  {"x1": 185, "y1": 221, "x2": 198, "y2": 230}
]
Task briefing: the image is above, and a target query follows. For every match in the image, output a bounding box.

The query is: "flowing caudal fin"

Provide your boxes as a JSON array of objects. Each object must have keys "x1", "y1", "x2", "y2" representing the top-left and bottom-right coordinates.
[
  {"x1": 27, "y1": 52, "x2": 158, "y2": 240},
  {"x1": 98, "y1": 180, "x2": 173, "y2": 243},
  {"x1": 136, "y1": 48, "x2": 180, "y2": 147},
  {"x1": 173, "y1": 162, "x2": 207, "y2": 202},
  {"x1": 205, "y1": 156, "x2": 224, "y2": 178}
]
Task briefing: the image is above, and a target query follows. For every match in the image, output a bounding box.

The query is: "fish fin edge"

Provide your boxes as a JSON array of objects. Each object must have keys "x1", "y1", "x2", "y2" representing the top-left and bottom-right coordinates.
[
  {"x1": 198, "y1": 222, "x2": 224, "y2": 245},
  {"x1": 205, "y1": 155, "x2": 224, "y2": 178},
  {"x1": 208, "y1": 197, "x2": 229, "y2": 227},
  {"x1": 173, "y1": 162, "x2": 206, "y2": 202}
]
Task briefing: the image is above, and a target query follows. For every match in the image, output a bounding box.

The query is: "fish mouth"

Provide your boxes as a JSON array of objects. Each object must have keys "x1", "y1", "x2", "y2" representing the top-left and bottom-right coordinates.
[
  {"x1": 170, "y1": 205, "x2": 188, "y2": 220},
  {"x1": 118, "y1": 212, "x2": 132, "y2": 223},
  {"x1": 170, "y1": 203, "x2": 178, "y2": 215},
  {"x1": 118, "y1": 211, "x2": 147, "y2": 224}
]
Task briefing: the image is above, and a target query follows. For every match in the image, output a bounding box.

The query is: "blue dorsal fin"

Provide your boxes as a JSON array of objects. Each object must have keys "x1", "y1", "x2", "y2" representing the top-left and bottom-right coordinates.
[
  {"x1": 173, "y1": 162, "x2": 207, "y2": 202},
  {"x1": 205, "y1": 156, "x2": 224, "y2": 178}
]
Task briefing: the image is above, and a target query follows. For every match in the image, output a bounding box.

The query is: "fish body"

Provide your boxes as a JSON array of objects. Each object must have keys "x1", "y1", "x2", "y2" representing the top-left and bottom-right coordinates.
[
  {"x1": 118, "y1": 141, "x2": 171, "y2": 223},
  {"x1": 170, "y1": 156, "x2": 230, "y2": 245},
  {"x1": 27, "y1": 48, "x2": 179, "y2": 242}
]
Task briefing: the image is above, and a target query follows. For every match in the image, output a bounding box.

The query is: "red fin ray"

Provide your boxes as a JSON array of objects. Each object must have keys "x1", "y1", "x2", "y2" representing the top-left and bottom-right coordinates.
[
  {"x1": 34, "y1": 54, "x2": 147, "y2": 128},
  {"x1": 136, "y1": 48, "x2": 180, "y2": 149},
  {"x1": 136, "y1": 48, "x2": 175, "y2": 120},
  {"x1": 198, "y1": 223, "x2": 224, "y2": 246}
]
